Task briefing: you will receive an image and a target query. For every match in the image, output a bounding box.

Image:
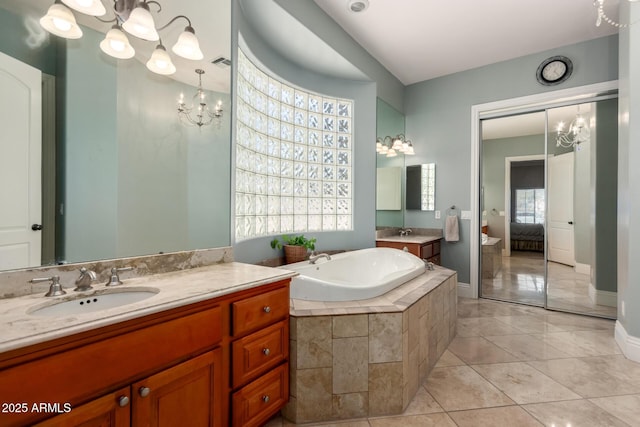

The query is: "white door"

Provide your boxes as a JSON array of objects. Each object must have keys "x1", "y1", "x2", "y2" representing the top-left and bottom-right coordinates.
[
  {"x1": 547, "y1": 152, "x2": 575, "y2": 266},
  {"x1": 0, "y1": 51, "x2": 42, "y2": 270}
]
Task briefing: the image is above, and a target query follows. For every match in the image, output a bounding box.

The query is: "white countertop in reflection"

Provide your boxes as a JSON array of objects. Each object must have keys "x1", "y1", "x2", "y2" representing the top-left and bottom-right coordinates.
[
  {"x1": 0, "y1": 262, "x2": 297, "y2": 354},
  {"x1": 376, "y1": 235, "x2": 442, "y2": 245}
]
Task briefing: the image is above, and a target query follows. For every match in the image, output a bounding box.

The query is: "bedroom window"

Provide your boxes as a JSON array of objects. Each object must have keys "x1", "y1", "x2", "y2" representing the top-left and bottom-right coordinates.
[
  {"x1": 235, "y1": 49, "x2": 354, "y2": 241},
  {"x1": 515, "y1": 189, "x2": 545, "y2": 224}
]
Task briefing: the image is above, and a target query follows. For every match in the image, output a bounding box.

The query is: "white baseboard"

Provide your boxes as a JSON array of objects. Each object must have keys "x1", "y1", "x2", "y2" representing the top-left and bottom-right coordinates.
[
  {"x1": 457, "y1": 281, "x2": 474, "y2": 298},
  {"x1": 615, "y1": 321, "x2": 640, "y2": 363},
  {"x1": 588, "y1": 283, "x2": 617, "y2": 307},
  {"x1": 575, "y1": 262, "x2": 590, "y2": 275}
]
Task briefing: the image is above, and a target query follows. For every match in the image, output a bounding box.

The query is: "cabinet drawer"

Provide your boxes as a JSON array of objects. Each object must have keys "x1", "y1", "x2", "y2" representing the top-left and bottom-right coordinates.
[
  {"x1": 421, "y1": 243, "x2": 433, "y2": 259},
  {"x1": 432, "y1": 240, "x2": 441, "y2": 255},
  {"x1": 232, "y1": 363, "x2": 288, "y2": 427},
  {"x1": 232, "y1": 287, "x2": 289, "y2": 337},
  {"x1": 232, "y1": 319, "x2": 288, "y2": 388}
]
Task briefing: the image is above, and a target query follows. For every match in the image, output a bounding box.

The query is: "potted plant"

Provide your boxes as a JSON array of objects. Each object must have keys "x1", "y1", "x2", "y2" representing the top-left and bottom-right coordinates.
[{"x1": 270, "y1": 235, "x2": 316, "y2": 264}]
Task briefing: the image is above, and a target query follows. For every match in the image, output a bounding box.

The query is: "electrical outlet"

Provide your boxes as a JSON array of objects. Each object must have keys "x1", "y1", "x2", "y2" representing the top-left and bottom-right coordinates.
[
  {"x1": 499, "y1": 211, "x2": 505, "y2": 217},
  {"x1": 461, "y1": 210, "x2": 471, "y2": 220},
  {"x1": 435, "y1": 210, "x2": 441, "y2": 219}
]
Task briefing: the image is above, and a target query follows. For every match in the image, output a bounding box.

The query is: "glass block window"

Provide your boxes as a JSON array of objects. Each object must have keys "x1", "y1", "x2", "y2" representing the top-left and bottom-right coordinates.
[{"x1": 235, "y1": 49, "x2": 353, "y2": 241}]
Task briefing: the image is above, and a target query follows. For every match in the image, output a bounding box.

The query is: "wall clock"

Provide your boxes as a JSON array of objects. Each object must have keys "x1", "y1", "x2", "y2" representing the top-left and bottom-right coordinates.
[{"x1": 536, "y1": 56, "x2": 573, "y2": 86}]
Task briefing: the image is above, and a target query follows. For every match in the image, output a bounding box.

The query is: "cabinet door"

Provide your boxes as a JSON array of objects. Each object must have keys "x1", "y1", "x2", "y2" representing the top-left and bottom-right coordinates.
[
  {"x1": 132, "y1": 349, "x2": 222, "y2": 427},
  {"x1": 34, "y1": 387, "x2": 130, "y2": 427}
]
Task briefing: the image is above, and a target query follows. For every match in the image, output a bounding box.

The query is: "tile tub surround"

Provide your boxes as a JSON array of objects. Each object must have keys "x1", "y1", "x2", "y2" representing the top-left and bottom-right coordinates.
[
  {"x1": 283, "y1": 267, "x2": 457, "y2": 423},
  {"x1": 0, "y1": 247, "x2": 234, "y2": 299}
]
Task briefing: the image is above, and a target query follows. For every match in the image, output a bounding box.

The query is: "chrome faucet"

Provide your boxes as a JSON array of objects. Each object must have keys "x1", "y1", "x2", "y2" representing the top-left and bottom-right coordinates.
[
  {"x1": 30, "y1": 276, "x2": 66, "y2": 297},
  {"x1": 309, "y1": 253, "x2": 331, "y2": 264},
  {"x1": 74, "y1": 267, "x2": 97, "y2": 292},
  {"x1": 399, "y1": 228, "x2": 412, "y2": 236},
  {"x1": 105, "y1": 267, "x2": 134, "y2": 286}
]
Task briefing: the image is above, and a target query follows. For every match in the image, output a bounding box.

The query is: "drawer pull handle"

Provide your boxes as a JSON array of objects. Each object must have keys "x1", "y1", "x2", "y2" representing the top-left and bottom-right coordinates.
[
  {"x1": 118, "y1": 396, "x2": 129, "y2": 407},
  {"x1": 139, "y1": 386, "x2": 151, "y2": 398},
  {"x1": 262, "y1": 395, "x2": 270, "y2": 403},
  {"x1": 263, "y1": 348, "x2": 271, "y2": 356},
  {"x1": 263, "y1": 306, "x2": 271, "y2": 313}
]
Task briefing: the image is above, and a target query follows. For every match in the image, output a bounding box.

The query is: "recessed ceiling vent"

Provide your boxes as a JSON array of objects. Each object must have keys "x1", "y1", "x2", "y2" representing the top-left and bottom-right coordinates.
[
  {"x1": 348, "y1": 0, "x2": 369, "y2": 13},
  {"x1": 211, "y1": 56, "x2": 231, "y2": 68}
]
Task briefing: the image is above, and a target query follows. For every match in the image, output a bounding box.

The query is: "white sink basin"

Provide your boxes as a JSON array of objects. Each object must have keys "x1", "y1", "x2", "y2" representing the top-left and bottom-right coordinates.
[{"x1": 28, "y1": 288, "x2": 160, "y2": 317}]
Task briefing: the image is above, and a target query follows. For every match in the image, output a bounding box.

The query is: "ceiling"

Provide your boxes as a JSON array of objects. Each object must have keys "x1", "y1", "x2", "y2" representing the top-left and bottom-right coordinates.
[
  {"x1": 314, "y1": 0, "x2": 621, "y2": 85},
  {"x1": 2, "y1": 0, "x2": 231, "y2": 92}
]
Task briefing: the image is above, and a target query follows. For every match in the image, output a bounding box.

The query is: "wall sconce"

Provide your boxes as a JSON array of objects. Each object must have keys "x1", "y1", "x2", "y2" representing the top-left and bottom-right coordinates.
[{"x1": 376, "y1": 134, "x2": 415, "y2": 157}]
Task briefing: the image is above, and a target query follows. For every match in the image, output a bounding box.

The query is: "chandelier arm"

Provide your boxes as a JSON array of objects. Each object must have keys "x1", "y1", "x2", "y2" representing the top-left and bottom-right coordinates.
[
  {"x1": 145, "y1": 0, "x2": 161, "y2": 13},
  {"x1": 95, "y1": 15, "x2": 118, "y2": 23},
  {"x1": 156, "y1": 14, "x2": 191, "y2": 31}
]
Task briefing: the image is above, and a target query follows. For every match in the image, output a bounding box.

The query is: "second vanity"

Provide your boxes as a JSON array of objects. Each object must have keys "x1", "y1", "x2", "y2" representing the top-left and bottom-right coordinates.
[
  {"x1": 0, "y1": 258, "x2": 296, "y2": 427},
  {"x1": 376, "y1": 231, "x2": 442, "y2": 265}
]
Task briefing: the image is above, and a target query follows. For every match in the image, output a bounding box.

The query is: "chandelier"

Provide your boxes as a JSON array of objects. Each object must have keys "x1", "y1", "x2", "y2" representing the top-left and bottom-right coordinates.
[
  {"x1": 555, "y1": 107, "x2": 590, "y2": 148},
  {"x1": 594, "y1": 0, "x2": 640, "y2": 28},
  {"x1": 39, "y1": 0, "x2": 204, "y2": 76},
  {"x1": 375, "y1": 134, "x2": 415, "y2": 157},
  {"x1": 178, "y1": 69, "x2": 223, "y2": 128}
]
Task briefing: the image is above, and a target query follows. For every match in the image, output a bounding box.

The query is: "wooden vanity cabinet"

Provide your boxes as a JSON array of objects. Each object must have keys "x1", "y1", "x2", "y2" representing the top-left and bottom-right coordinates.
[
  {"x1": 376, "y1": 238, "x2": 442, "y2": 265},
  {"x1": 0, "y1": 279, "x2": 290, "y2": 427}
]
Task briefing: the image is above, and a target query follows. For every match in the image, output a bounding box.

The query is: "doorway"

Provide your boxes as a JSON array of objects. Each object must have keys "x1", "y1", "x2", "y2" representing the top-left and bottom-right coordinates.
[{"x1": 472, "y1": 84, "x2": 618, "y2": 319}]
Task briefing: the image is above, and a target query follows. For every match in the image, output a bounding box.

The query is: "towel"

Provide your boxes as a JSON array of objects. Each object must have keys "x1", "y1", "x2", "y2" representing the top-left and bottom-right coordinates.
[{"x1": 445, "y1": 215, "x2": 459, "y2": 242}]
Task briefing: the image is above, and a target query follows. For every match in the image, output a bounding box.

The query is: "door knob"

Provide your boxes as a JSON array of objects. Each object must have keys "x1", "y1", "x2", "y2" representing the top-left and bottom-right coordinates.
[
  {"x1": 31, "y1": 224, "x2": 42, "y2": 231},
  {"x1": 568, "y1": 221, "x2": 574, "y2": 225}
]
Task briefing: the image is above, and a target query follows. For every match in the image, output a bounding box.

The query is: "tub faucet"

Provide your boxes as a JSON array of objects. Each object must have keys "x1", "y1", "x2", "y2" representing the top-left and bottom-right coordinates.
[
  {"x1": 399, "y1": 228, "x2": 412, "y2": 236},
  {"x1": 309, "y1": 253, "x2": 331, "y2": 264},
  {"x1": 74, "y1": 267, "x2": 97, "y2": 292}
]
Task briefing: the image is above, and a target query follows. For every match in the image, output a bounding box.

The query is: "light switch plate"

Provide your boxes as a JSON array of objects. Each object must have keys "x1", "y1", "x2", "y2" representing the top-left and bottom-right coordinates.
[
  {"x1": 435, "y1": 210, "x2": 441, "y2": 219},
  {"x1": 461, "y1": 210, "x2": 471, "y2": 220},
  {"x1": 499, "y1": 211, "x2": 505, "y2": 217}
]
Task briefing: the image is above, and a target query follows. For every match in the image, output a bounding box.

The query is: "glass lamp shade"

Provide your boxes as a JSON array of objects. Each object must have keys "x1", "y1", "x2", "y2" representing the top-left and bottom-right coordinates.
[
  {"x1": 61, "y1": 0, "x2": 106, "y2": 16},
  {"x1": 386, "y1": 148, "x2": 397, "y2": 157},
  {"x1": 40, "y1": 3, "x2": 83, "y2": 39},
  {"x1": 405, "y1": 145, "x2": 415, "y2": 155},
  {"x1": 146, "y1": 45, "x2": 176, "y2": 75},
  {"x1": 100, "y1": 27, "x2": 135, "y2": 59},
  {"x1": 172, "y1": 27, "x2": 203, "y2": 60},
  {"x1": 122, "y1": 4, "x2": 159, "y2": 41}
]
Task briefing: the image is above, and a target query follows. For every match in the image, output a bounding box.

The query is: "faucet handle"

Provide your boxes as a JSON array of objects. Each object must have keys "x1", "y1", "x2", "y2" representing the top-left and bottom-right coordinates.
[
  {"x1": 31, "y1": 276, "x2": 66, "y2": 297},
  {"x1": 106, "y1": 267, "x2": 133, "y2": 286}
]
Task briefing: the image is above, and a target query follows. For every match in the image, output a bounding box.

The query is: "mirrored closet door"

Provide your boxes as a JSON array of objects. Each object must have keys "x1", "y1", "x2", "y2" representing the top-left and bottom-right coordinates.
[{"x1": 479, "y1": 97, "x2": 618, "y2": 319}]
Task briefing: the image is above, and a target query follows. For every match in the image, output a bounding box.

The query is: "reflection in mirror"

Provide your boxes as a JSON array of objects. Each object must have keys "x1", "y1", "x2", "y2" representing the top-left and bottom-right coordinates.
[
  {"x1": 0, "y1": 0, "x2": 231, "y2": 271},
  {"x1": 376, "y1": 167, "x2": 402, "y2": 210},
  {"x1": 375, "y1": 98, "x2": 405, "y2": 228},
  {"x1": 406, "y1": 164, "x2": 435, "y2": 211},
  {"x1": 480, "y1": 111, "x2": 546, "y2": 307}
]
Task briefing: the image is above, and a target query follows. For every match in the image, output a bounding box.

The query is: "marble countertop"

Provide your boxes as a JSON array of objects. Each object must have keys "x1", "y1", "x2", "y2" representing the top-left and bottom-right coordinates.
[
  {"x1": 483, "y1": 237, "x2": 502, "y2": 245},
  {"x1": 376, "y1": 235, "x2": 442, "y2": 245},
  {"x1": 0, "y1": 262, "x2": 297, "y2": 354}
]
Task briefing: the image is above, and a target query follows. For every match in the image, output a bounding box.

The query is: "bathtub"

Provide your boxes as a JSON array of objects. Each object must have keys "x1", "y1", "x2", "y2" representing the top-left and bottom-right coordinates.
[{"x1": 285, "y1": 247, "x2": 426, "y2": 301}]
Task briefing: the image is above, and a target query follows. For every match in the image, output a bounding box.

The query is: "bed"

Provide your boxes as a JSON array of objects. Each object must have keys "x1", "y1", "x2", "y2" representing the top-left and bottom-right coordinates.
[{"x1": 510, "y1": 222, "x2": 544, "y2": 252}]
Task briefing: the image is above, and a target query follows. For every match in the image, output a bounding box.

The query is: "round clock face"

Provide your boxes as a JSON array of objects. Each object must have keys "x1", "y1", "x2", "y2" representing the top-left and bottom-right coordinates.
[{"x1": 536, "y1": 56, "x2": 573, "y2": 86}]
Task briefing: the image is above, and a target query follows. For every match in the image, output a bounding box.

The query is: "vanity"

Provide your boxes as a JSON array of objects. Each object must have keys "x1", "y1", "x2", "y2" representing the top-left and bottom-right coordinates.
[
  {"x1": 376, "y1": 232, "x2": 442, "y2": 265},
  {"x1": 0, "y1": 258, "x2": 296, "y2": 427}
]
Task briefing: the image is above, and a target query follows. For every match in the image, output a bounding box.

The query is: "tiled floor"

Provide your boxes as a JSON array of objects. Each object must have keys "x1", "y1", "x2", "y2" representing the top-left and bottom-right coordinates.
[
  {"x1": 481, "y1": 251, "x2": 617, "y2": 318},
  {"x1": 267, "y1": 297, "x2": 640, "y2": 426}
]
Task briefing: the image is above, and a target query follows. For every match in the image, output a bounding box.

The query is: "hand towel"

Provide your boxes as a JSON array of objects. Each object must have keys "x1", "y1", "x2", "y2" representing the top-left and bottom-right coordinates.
[{"x1": 445, "y1": 215, "x2": 459, "y2": 242}]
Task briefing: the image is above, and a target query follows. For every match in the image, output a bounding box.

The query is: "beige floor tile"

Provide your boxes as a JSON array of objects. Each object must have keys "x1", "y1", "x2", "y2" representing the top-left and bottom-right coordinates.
[
  {"x1": 472, "y1": 362, "x2": 581, "y2": 404},
  {"x1": 522, "y1": 399, "x2": 629, "y2": 427},
  {"x1": 492, "y1": 315, "x2": 566, "y2": 334},
  {"x1": 531, "y1": 330, "x2": 621, "y2": 357},
  {"x1": 368, "y1": 413, "x2": 457, "y2": 426},
  {"x1": 484, "y1": 334, "x2": 571, "y2": 361},
  {"x1": 424, "y1": 365, "x2": 514, "y2": 411},
  {"x1": 527, "y1": 356, "x2": 640, "y2": 398},
  {"x1": 434, "y1": 350, "x2": 465, "y2": 367},
  {"x1": 401, "y1": 386, "x2": 443, "y2": 415},
  {"x1": 448, "y1": 406, "x2": 544, "y2": 427},
  {"x1": 590, "y1": 394, "x2": 640, "y2": 426},
  {"x1": 541, "y1": 312, "x2": 615, "y2": 331},
  {"x1": 456, "y1": 317, "x2": 527, "y2": 337},
  {"x1": 447, "y1": 336, "x2": 521, "y2": 364}
]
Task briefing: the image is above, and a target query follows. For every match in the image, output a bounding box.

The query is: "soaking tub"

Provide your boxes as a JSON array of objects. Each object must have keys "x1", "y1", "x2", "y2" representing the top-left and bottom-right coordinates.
[{"x1": 285, "y1": 247, "x2": 426, "y2": 301}]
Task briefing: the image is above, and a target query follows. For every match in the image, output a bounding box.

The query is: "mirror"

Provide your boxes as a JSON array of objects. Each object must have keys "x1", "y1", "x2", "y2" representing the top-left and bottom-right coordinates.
[
  {"x1": 375, "y1": 98, "x2": 405, "y2": 227},
  {"x1": 406, "y1": 163, "x2": 435, "y2": 211},
  {"x1": 0, "y1": 0, "x2": 231, "y2": 271}
]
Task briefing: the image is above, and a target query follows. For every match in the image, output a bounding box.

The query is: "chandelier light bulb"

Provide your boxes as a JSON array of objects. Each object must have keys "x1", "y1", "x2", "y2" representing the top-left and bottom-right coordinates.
[
  {"x1": 146, "y1": 44, "x2": 176, "y2": 75},
  {"x1": 61, "y1": 0, "x2": 106, "y2": 16},
  {"x1": 100, "y1": 25, "x2": 135, "y2": 59},
  {"x1": 123, "y1": 2, "x2": 159, "y2": 41},
  {"x1": 172, "y1": 26, "x2": 204, "y2": 60},
  {"x1": 386, "y1": 148, "x2": 398, "y2": 158},
  {"x1": 40, "y1": 3, "x2": 83, "y2": 39}
]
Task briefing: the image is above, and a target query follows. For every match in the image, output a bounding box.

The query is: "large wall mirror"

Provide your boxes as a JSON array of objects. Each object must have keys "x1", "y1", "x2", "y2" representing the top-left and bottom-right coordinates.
[
  {"x1": 479, "y1": 96, "x2": 617, "y2": 319},
  {"x1": 0, "y1": 0, "x2": 231, "y2": 271}
]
